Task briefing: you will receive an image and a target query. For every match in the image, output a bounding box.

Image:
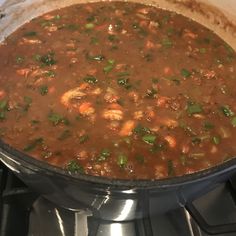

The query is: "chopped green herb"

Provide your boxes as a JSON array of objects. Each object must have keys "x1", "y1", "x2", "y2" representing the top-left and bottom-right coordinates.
[
  {"x1": 150, "y1": 143, "x2": 167, "y2": 153},
  {"x1": 199, "y1": 48, "x2": 206, "y2": 54},
  {"x1": 117, "y1": 71, "x2": 130, "y2": 77},
  {"x1": 181, "y1": 68, "x2": 191, "y2": 78},
  {"x1": 0, "y1": 100, "x2": 8, "y2": 110},
  {"x1": 133, "y1": 124, "x2": 151, "y2": 136},
  {"x1": 117, "y1": 154, "x2": 128, "y2": 168},
  {"x1": 187, "y1": 102, "x2": 203, "y2": 115},
  {"x1": 41, "y1": 150, "x2": 53, "y2": 159},
  {"x1": 54, "y1": 14, "x2": 61, "y2": 20},
  {"x1": 65, "y1": 24, "x2": 80, "y2": 31},
  {"x1": 165, "y1": 76, "x2": 180, "y2": 85},
  {"x1": 231, "y1": 117, "x2": 236, "y2": 127},
  {"x1": 191, "y1": 136, "x2": 201, "y2": 144},
  {"x1": 180, "y1": 155, "x2": 187, "y2": 166},
  {"x1": 58, "y1": 130, "x2": 71, "y2": 140},
  {"x1": 167, "y1": 160, "x2": 174, "y2": 176},
  {"x1": 108, "y1": 35, "x2": 119, "y2": 42},
  {"x1": 79, "y1": 134, "x2": 89, "y2": 144},
  {"x1": 145, "y1": 88, "x2": 157, "y2": 98},
  {"x1": 204, "y1": 121, "x2": 214, "y2": 130},
  {"x1": 33, "y1": 54, "x2": 41, "y2": 62},
  {"x1": 85, "y1": 23, "x2": 94, "y2": 29},
  {"x1": 0, "y1": 111, "x2": 5, "y2": 120},
  {"x1": 117, "y1": 78, "x2": 131, "y2": 89},
  {"x1": 44, "y1": 70, "x2": 55, "y2": 78},
  {"x1": 23, "y1": 96, "x2": 32, "y2": 111},
  {"x1": 31, "y1": 120, "x2": 40, "y2": 125},
  {"x1": 16, "y1": 56, "x2": 25, "y2": 64},
  {"x1": 39, "y1": 85, "x2": 48, "y2": 96},
  {"x1": 88, "y1": 54, "x2": 105, "y2": 61},
  {"x1": 142, "y1": 134, "x2": 156, "y2": 145},
  {"x1": 103, "y1": 59, "x2": 115, "y2": 74},
  {"x1": 189, "y1": 153, "x2": 205, "y2": 159},
  {"x1": 48, "y1": 112, "x2": 69, "y2": 126},
  {"x1": 219, "y1": 126, "x2": 231, "y2": 138},
  {"x1": 66, "y1": 160, "x2": 84, "y2": 173},
  {"x1": 90, "y1": 37, "x2": 99, "y2": 45},
  {"x1": 23, "y1": 137, "x2": 43, "y2": 152},
  {"x1": 152, "y1": 78, "x2": 159, "y2": 84},
  {"x1": 75, "y1": 115, "x2": 82, "y2": 121},
  {"x1": 40, "y1": 52, "x2": 56, "y2": 66},
  {"x1": 83, "y1": 75, "x2": 98, "y2": 84},
  {"x1": 135, "y1": 155, "x2": 145, "y2": 164},
  {"x1": 97, "y1": 149, "x2": 111, "y2": 162},
  {"x1": 23, "y1": 31, "x2": 37, "y2": 37},
  {"x1": 86, "y1": 15, "x2": 96, "y2": 22},
  {"x1": 161, "y1": 38, "x2": 173, "y2": 48},
  {"x1": 212, "y1": 136, "x2": 221, "y2": 145},
  {"x1": 220, "y1": 105, "x2": 234, "y2": 117}
]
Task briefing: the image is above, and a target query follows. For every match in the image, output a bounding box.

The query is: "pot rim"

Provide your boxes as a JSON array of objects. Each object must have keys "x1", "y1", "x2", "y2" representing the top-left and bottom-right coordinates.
[{"x1": 1, "y1": 139, "x2": 236, "y2": 188}]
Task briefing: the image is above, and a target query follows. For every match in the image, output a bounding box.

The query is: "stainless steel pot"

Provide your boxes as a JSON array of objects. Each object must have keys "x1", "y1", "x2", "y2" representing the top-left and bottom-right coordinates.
[{"x1": 0, "y1": 0, "x2": 236, "y2": 233}]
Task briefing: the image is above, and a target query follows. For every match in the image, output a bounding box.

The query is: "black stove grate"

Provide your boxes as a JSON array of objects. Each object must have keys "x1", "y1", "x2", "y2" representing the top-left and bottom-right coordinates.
[{"x1": 1, "y1": 162, "x2": 236, "y2": 236}]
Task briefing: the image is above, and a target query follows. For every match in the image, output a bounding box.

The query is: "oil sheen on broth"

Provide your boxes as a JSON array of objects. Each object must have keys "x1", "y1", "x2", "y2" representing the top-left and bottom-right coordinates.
[{"x1": 0, "y1": 2, "x2": 236, "y2": 180}]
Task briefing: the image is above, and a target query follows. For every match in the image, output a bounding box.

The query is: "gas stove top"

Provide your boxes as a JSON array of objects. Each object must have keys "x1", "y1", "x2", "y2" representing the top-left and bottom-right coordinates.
[{"x1": 1, "y1": 162, "x2": 236, "y2": 236}]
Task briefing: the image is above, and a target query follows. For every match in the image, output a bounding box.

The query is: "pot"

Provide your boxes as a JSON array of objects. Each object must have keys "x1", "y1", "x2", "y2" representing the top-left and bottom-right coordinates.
[{"x1": 0, "y1": 0, "x2": 236, "y2": 228}]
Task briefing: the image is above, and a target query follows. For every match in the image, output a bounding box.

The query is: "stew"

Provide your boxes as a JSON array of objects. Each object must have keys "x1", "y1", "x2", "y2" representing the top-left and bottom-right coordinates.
[{"x1": 0, "y1": 2, "x2": 236, "y2": 179}]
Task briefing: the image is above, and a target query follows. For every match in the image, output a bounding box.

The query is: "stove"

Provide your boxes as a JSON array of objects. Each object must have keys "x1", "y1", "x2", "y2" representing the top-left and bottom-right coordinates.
[{"x1": 1, "y1": 162, "x2": 236, "y2": 236}]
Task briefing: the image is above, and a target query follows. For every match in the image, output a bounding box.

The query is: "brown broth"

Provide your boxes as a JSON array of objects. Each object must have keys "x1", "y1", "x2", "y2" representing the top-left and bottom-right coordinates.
[{"x1": 0, "y1": 2, "x2": 236, "y2": 179}]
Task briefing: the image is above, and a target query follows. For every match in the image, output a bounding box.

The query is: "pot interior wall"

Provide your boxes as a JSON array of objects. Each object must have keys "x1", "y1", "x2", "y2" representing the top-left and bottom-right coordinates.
[{"x1": 0, "y1": 0, "x2": 236, "y2": 50}]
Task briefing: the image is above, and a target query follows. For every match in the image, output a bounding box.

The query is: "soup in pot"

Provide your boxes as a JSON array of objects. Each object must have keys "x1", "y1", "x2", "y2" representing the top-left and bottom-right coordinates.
[{"x1": 0, "y1": 2, "x2": 236, "y2": 179}]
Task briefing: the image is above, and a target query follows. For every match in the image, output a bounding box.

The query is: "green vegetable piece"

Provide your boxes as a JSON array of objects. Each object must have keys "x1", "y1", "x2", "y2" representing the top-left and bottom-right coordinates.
[
  {"x1": 142, "y1": 134, "x2": 156, "y2": 145},
  {"x1": 31, "y1": 120, "x2": 40, "y2": 125},
  {"x1": 83, "y1": 76, "x2": 98, "y2": 84},
  {"x1": 212, "y1": 136, "x2": 221, "y2": 145},
  {"x1": 97, "y1": 149, "x2": 111, "y2": 162},
  {"x1": 199, "y1": 48, "x2": 206, "y2": 54},
  {"x1": 85, "y1": 23, "x2": 94, "y2": 29},
  {"x1": 90, "y1": 37, "x2": 99, "y2": 45},
  {"x1": 44, "y1": 70, "x2": 55, "y2": 78},
  {"x1": 150, "y1": 143, "x2": 167, "y2": 153},
  {"x1": 117, "y1": 78, "x2": 131, "y2": 89},
  {"x1": 23, "y1": 138, "x2": 43, "y2": 152},
  {"x1": 40, "y1": 52, "x2": 56, "y2": 66},
  {"x1": 103, "y1": 59, "x2": 115, "y2": 74},
  {"x1": 181, "y1": 68, "x2": 191, "y2": 78},
  {"x1": 0, "y1": 100, "x2": 8, "y2": 110},
  {"x1": 16, "y1": 56, "x2": 25, "y2": 64},
  {"x1": 133, "y1": 124, "x2": 151, "y2": 136},
  {"x1": 117, "y1": 154, "x2": 128, "y2": 168},
  {"x1": 167, "y1": 160, "x2": 174, "y2": 176},
  {"x1": 66, "y1": 160, "x2": 84, "y2": 173},
  {"x1": 161, "y1": 38, "x2": 173, "y2": 48},
  {"x1": 0, "y1": 111, "x2": 5, "y2": 120},
  {"x1": 24, "y1": 31, "x2": 37, "y2": 37},
  {"x1": 145, "y1": 88, "x2": 157, "y2": 98},
  {"x1": 48, "y1": 112, "x2": 69, "y2": 126},
  {"x1": 187, "y1": 102, "x2": 203, "y2": 115},
  {"x1": 79, "y1": 134, "x2": 89, "y2": 144},
  {"x1": 39, "y1": 85, "x2": 48, "y2": 96},
  {"x1": 221, "y1": 105, "x2": 234, "y2": 117},
  {"x1": 135, "y1": 155, "x2": 145, "y2": 164},
  {"x1": 87, "y1": 54, "x2": 104, "y2": 61},
  {"x1": 204, "y1": 121, "x2": 214, "y2": 130},
  {"x1": 180, "y1": 155, "x2": 187, "y2": 166},
  {"x1": 231, "y1": 117, "x2": 236, "y2": 127},
  {"x1": 58, "y1": 130, "x2": 71, "y2": 140},
  {"x1": 23, "y1": 96, "x2": 32, "y2": 111}
]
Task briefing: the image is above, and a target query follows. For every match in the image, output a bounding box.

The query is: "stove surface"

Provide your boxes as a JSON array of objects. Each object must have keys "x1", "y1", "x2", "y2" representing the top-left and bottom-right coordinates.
[{"x1": 1, "y1": 162, "x2": 236, "y2": 236}]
